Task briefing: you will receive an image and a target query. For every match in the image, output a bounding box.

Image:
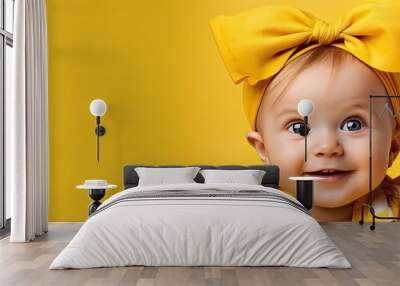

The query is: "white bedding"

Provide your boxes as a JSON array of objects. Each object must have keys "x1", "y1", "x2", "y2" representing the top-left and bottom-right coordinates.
[{"x1": 50, "y1": 183, "x2": 351, "y2": 269}]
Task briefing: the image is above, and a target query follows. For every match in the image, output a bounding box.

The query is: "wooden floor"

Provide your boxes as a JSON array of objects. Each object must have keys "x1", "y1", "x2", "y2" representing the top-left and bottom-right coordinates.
[{"x1": 0, "y1": 222, "x2": 399, "y2": 286}]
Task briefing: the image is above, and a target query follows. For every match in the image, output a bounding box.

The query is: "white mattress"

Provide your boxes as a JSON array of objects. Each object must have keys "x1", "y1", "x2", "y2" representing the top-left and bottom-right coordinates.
[{"x1": 50, "y1": 183, "x2": 351, "y2": 269}]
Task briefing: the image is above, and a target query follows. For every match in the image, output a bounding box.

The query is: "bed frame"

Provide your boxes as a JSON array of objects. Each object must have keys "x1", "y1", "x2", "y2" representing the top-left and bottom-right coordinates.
[{"x1": 123, "y1": 165, "x2": 280, "y2": 189}]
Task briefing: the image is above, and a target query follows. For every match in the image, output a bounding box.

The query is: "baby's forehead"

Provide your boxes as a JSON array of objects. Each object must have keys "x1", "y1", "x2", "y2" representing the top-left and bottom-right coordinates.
[
  {"x1": 262, "y1": 57, "x2": 387, "y2": 112},
  {"x1": 264, "y1": 86, "x2": 370, "y2": 118}
]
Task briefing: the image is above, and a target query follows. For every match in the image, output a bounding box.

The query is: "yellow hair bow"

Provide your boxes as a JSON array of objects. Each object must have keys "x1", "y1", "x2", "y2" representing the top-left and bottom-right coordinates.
[{"x1": 210, "y1": 1, "x2": 400, "y2": 129}]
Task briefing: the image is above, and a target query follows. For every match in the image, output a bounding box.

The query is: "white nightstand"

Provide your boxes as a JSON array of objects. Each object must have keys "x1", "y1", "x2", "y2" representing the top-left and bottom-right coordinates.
[
  {"x1": 289, "y1": 176, "x2": 321, "y2": 210},
  {"x1": 77, "y1": 180, "x2": 117, "y2": 216}
]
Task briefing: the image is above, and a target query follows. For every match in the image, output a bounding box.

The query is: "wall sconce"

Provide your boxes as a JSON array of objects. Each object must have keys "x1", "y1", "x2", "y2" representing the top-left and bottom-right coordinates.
[
  {"x1": 89, "y1": 99, "x2": 107, "y2": 162},
  {"x1": 297, "y1": 99, "x2": 314, "y2": 162}
]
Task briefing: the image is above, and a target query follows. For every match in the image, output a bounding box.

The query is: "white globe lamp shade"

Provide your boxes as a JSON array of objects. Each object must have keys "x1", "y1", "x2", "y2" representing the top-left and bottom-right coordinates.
[
  {"x1": 297, "y1": 99, "x2": 314, "y2": 117},
  {"x1": 90, "y1": 99, "x2": 107, "y2": 117}
]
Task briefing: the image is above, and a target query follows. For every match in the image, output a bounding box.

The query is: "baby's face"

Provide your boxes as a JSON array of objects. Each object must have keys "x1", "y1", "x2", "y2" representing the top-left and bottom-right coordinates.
[{"x1": 254, "y1": 58, "x2": 396, "y2": 208}]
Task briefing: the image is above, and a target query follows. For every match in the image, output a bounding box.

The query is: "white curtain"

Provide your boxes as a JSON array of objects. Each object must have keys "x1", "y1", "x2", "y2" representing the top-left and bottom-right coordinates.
[{"x1": 8, "y1": 0, "x2": 49, "y2": 242}]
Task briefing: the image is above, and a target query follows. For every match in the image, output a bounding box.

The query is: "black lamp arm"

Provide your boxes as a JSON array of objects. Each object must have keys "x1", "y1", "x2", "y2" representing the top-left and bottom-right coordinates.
[
  {"x1": 94, "y1": 116, "x2": 106, "y2": 162},
  {"x1": 304, "y1": 116, "x2": 308, "y2": 162}
]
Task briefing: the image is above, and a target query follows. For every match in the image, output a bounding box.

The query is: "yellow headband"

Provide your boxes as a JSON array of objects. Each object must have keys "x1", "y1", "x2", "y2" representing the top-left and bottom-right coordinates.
[{"x1": 210, "y1": 1, "x2": 400, "y2": 129}]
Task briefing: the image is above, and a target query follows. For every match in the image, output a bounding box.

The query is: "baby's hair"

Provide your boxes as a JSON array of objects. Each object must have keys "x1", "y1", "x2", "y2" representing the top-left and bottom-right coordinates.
[{"x1": 255, "y1": 46, "x2": 395, "y2": 131}]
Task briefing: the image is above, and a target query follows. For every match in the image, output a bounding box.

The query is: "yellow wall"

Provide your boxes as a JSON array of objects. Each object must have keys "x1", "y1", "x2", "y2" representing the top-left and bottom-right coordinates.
[{"x1": 47, "y1": 0, "x2": 399, "y2": 221}]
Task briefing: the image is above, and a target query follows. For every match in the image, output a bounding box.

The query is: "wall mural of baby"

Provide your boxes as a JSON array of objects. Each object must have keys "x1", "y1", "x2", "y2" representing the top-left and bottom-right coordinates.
[{"x1": 210, "y1": 1, "x2": 400, "y2": 221}]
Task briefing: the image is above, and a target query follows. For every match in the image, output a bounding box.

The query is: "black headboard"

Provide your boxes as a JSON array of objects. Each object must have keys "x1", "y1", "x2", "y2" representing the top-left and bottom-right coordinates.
[{"x1": 123, "y1": 165, "x2": 279, "y2": 189}]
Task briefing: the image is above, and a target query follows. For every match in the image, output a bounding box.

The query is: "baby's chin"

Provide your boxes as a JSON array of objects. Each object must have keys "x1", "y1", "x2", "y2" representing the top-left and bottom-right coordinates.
[
  {"x1": 314, "y1": 195, "x2": 357, "y2": 208},
  {"x1": 313, "y1": 181, "x2": 368, "y2": 208},
  {"x1": 313, "y1": 169, "x2": 390, "y2": 208},
  {"x1": 302, "y1": 171, "x2": 369, "y2": 208}
]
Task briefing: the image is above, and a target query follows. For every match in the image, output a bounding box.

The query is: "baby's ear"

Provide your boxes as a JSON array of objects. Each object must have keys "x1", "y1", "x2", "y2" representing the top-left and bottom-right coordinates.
[
  {"x1": 389, "y1": 125, "x2": 400, "y2": 167},
  {"x1": 246, "y1": 131, "x2": 270, "y2": 164}
]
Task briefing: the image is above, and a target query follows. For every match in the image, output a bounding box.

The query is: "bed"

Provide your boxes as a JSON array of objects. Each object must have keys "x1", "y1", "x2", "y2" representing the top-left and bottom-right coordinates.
[{"x1": 49, "y1": 165, "x2": 351, "y2": 269}]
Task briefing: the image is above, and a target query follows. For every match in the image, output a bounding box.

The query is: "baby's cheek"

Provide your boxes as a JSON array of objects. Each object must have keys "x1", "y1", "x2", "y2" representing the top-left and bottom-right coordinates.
[
  {"x1": 265, "y1": 135, "x2": 304, "y2": 195},
  {"x1": 371, "y1": 145, "x2": 391, "y2": 189},
  {"x1": 344, "y1": 137, "x2": 390, "y2": 195},
  {"x1": 345, "y1": 138, "x2": 369, "y2": 169},
  {"x1": 266, "y1": 133, "x2": 303, "y2": 165},
  {"x1": 342, "y1": 142, "x2": 370, "y2": 200},
  {"x1": 370, "y1": 128, "x2": 392, "y2": 188},
  {"x1": 343, "y1": 136, "x2": 387, "y2": 191}
]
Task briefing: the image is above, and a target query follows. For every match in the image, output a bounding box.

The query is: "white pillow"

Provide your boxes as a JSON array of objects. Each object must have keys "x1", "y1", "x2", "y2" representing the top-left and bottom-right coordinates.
[
  {"x1": 135, "y1": 167, "x2": 201, "y2": 186},
  {"x1": 200, "y1": 169, "x2": 266, "y2": 185}
]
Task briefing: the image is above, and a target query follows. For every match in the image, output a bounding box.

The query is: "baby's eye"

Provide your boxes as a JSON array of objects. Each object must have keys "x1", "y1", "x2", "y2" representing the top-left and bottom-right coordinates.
[
  {"x1": 288, "y1": 122, "x2": 306, "y2": 135},
  {"x1": 341, "y1": 118, "x2": 363, "y2": 132}
]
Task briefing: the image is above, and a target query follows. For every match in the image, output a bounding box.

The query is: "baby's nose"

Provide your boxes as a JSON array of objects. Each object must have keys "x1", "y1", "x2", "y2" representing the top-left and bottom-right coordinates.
[{"x1": 309, "y1": 128, "x2": 344, "y2": 158}]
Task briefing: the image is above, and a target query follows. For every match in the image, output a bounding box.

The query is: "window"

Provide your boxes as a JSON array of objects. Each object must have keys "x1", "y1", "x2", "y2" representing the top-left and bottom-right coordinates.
[{"x1": 0, "y1": 0, "x2": 14, "y2": 233}]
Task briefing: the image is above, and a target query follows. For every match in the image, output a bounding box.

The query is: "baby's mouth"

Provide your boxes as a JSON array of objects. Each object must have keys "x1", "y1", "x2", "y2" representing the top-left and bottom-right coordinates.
[{"x1": 303, "y1": 169, "x2": 353, "y2": 182}]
